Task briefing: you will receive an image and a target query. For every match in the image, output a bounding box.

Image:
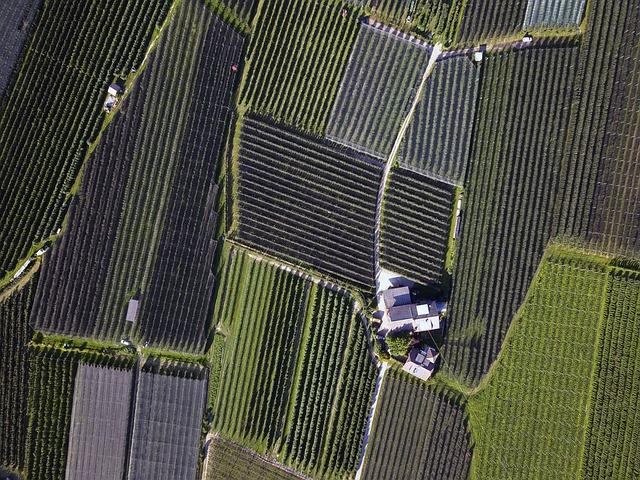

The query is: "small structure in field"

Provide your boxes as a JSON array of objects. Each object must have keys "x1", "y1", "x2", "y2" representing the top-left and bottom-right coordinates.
[
  {"x1": 12, "y1": 259, "x2": 32, "y2": 280},
  {"x1": 473, "y1": 50, "x2": 484, "y2": 62},
  {"x1": 104, "y1": 83, "x2": 123, "y2": 113},
  {"x1": 454, "y1": 198, "x2": 463, "y2": 239},
  {"x1": 125, "y1": 298, "x2": 140, "y2": 323},
  {"x1": 522, "y1": 34, "x2": 533, "y2": 43},
  {"x1": 402, "y1": 346, "x2": 439, "y2": 380}
]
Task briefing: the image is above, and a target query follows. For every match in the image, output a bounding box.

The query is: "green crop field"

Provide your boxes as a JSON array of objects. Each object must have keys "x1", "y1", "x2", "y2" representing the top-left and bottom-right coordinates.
[
  {"x1": 209, "y1": 244, "x2": 377, "y2": 478},
  {"x1": 466, "y1": 246, "x2": 640, "y2": 479},
  {"x1": 3, "y1": 0, "x2": 640, "y2": 478},
  {"x1": 240, "y1": 0, "x2": 360, "y2": 134},
  {"x1": 0, "y1": 276, "x2": 36, "y2": 473},
  {"x1": 206, "y1": 437, "x2": 305, "y2": 480}
]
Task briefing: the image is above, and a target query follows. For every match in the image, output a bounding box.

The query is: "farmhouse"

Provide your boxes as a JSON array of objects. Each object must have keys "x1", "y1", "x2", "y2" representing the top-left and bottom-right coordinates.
[
  {"x1": 402, "y1": 346, "x2": 438, "y2": 380},
  {"x1": 378, "y1": 286, "x2": 441, "y2": 336}
]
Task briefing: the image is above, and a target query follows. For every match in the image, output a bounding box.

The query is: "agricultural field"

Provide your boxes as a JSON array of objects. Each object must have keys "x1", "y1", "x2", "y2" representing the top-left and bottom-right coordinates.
[
  {"x1": 397, "y1": 55, "x2": 480, "y2": 183},
  {"x1": 457, "y1": 0, "x2": 528, "y2": 44},
  {"x1": 216, "y1": 0, "x2": 255, "y2": 22},
  {"x1": 523, "y1": 0, "x2": 587, "y2": 29},
  {"x1": 234, "y1": 116, "x2": 382, "y2": 289},
  {"x1": 209, "y1": 245, "x2": 377, "y2": 478},
  {"x1": 65, "y1": 364, "x2": 133, "y2": 480},
  {"x1": 240, "y1": 0, "x2": 360, "y2": 134},
  {"x1": 556, "y1": 0, "x2": 640, "y2": 240},
  {"x1": 467, "y1": 250, "x2": 609, "y2": 478},
  {"x1": 380, "y1": 167, "x2": 455, "y2": 285},
  {"x1": 128, "y1": 368, "x2": 208, "y2": 480},
  {"x1": 0, "y1": 0, "x2": 41, "y2": 96},
  {"x1": 25, "y1": 346, "x2": 77, "y2": 480},
  {"x1": 444, "y1": 46, "x2": 579, "y2": 384},
  {"x1": 31, "y1": 0, "x2": 244, "y2": 352},
  {"x1": 0, "y1": 277, "x2": 36, "y2": 473},
  {"x1": 205, "y1": 437, "x2": 306, "y2": 480},
  {"x1": 464, "y1": 247, "x2": 640, "y2": 478},
  {"x1": 210, "y1": 244, "x2": 312, "y2": 447},
  {"x1": 0, "y1": 0, "x2": 170, "y2": 275},
  {"x1": 582, "y1": 269, "x2": 640, "y2": 478},
  {"x1": 326, "y1": 22, "x2": 431, "y2": 159},
  {"x1": 585, "y1": 2, "x2": 640, "y2": 256},
  {"x1": 362, "y1": 369, "x2": 472, "y2": 480}
]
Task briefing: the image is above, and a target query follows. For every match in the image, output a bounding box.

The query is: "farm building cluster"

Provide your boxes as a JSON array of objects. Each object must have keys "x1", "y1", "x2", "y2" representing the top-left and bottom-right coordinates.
[{"x1": 377, "y1": 281, "x2": 444, "y2": 381}]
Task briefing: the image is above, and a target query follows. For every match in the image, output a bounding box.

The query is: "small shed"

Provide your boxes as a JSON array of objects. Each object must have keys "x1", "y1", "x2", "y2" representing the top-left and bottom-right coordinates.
[
  {"x1": 402, "y1": 346, "x2": 439, "y2": 380},
  {"x1": 473, "y1": 50, "x2": 484, "y2": 62},
  {"x1": 108, "y1": 83, "x2": 123, "y2": 96},
  {"x1": 126, "y1": 299, "x2": 140, "y2": 323}
]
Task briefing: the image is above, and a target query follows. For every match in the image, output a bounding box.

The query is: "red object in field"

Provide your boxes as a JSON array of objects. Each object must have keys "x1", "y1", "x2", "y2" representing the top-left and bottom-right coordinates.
[{"x1": 231, "y1": 64, "x2": 239, "y2": 72}]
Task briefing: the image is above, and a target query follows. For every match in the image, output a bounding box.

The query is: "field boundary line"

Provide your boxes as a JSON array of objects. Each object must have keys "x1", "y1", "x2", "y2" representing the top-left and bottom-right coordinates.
[{"x1": 354, "y1": 361, "x2": 389, "y2": 480}]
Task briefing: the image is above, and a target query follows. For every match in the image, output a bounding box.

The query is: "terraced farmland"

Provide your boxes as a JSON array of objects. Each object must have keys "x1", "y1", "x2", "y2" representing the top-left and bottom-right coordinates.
[
  {"x1": 523, "y1": 0, "x2": 587, "y2": 29},
  {"x1": 362, "y1": 369, "x2": 472, "y2": 480},
  {"x1": 445, "y1": 46, "x2": 579, "y2": 384},
  {"x1": 0, "y1": 278, "x2": 36, "y2": 472},
  {"x1": 327, "y1": 22, "x2": 431, "y2": 158},
  {"x1": 31, "y1": 0, "x2": 244, "y2": 352},
  {"x1": 0, "y1": 0, "x2": 41, "y2": 96},
  {"x1": 381, "y1": 167, "x2": 455, "y2": 285},
  {"x1": 235, "y1": 116, "x2": 382, "y2": 289},
  {"x1": 65, "y1": 364, "x2": 133, "y2": 480},
  {"x1": 210, "y1": 245, "x2": 377, "y2": 478},
  {"x1": 398, "y1": 56, "x2": 480, "y2": 183},
  {"x1": 457, "y1": 0, "x2": 527, "y2": 44},
  {"x1": 582, "y1": 269, "x2": 640, "y2": 478},
  {"x1": 128, "y1": 369, "x2": 207, "y2": 480},
  {"x1": 0, "y1": 0, "x2": 170, "y2": 274},
  {"x1": 206, "y1": 437, "x2": 305, "y2": 480},
  {"x1": 240, "y1": 0, "x2": 359, "y2": 134}
]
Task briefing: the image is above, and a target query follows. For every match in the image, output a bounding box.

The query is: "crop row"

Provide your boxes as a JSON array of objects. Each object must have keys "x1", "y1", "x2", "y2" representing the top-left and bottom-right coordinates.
[
  {"x1": 0, "y1": 0, "x2": 41, "y2": 96},
  {"x1": 240, "y1": 0, "x2": 359, "y2": 134},
  {"x1": 235, "y1": 116, "x2": 382, "y2": 289},
  {"x1": 327, "y1": 22, "x2": 431, "y2": 159},
  {"x1": 211, "y1": 245, "x2": 311, "y2": 450},
  {"x1": 32, "y1": 0, "x2": 243, "y2": 352},
  {"x1": 398, "y1": 55, "x2": 480, "y2": 183},
  {"x1": 556, "y1": 0, "x2": 639, "y2": 240},
  {"x1": 582, "y1": 269, "x2": 640, "y2": 478},
  {"x1": 445, "y1": 46, "x2": 579, "y2": 384},
  {"x1": 209, "y1": 244, "x2": 377, "y2": 477},
  {"x1": 523, "y1": 0, "x2": 586, "y2": 29},
  {"x1": 65, "y1": 364, "x2": 133, "y2": 480},
  {"x1": 0, "y1": 277, "x2": 36, "y2": 472},
  {"x1": 362, "y1": 369, "x2": 471, "y2": 480},
  {"x1": 381, "y1": 167, "x2": 455, "y2": 285},
  {"x1": 128, "y1": 370, "x2": 207, "y2": 480},
  {"x1": 206, "y1": 437, "x2": 304, "y2": 480},
  {"x1": 25, "y1": 346, "x2": 77, "y2": 480},
  {"x1": 457, "y1": 0, "x2": 527, "y2": 44},
  {"x1": 584, "y1": 1, "x2": 640, "y2": 256},
  {"x1": 0, "y1": 0, "x2": 170, "y2": 273},
  {"x1": 467, "y1": 253, "x2": 609, "y2": 479}
]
